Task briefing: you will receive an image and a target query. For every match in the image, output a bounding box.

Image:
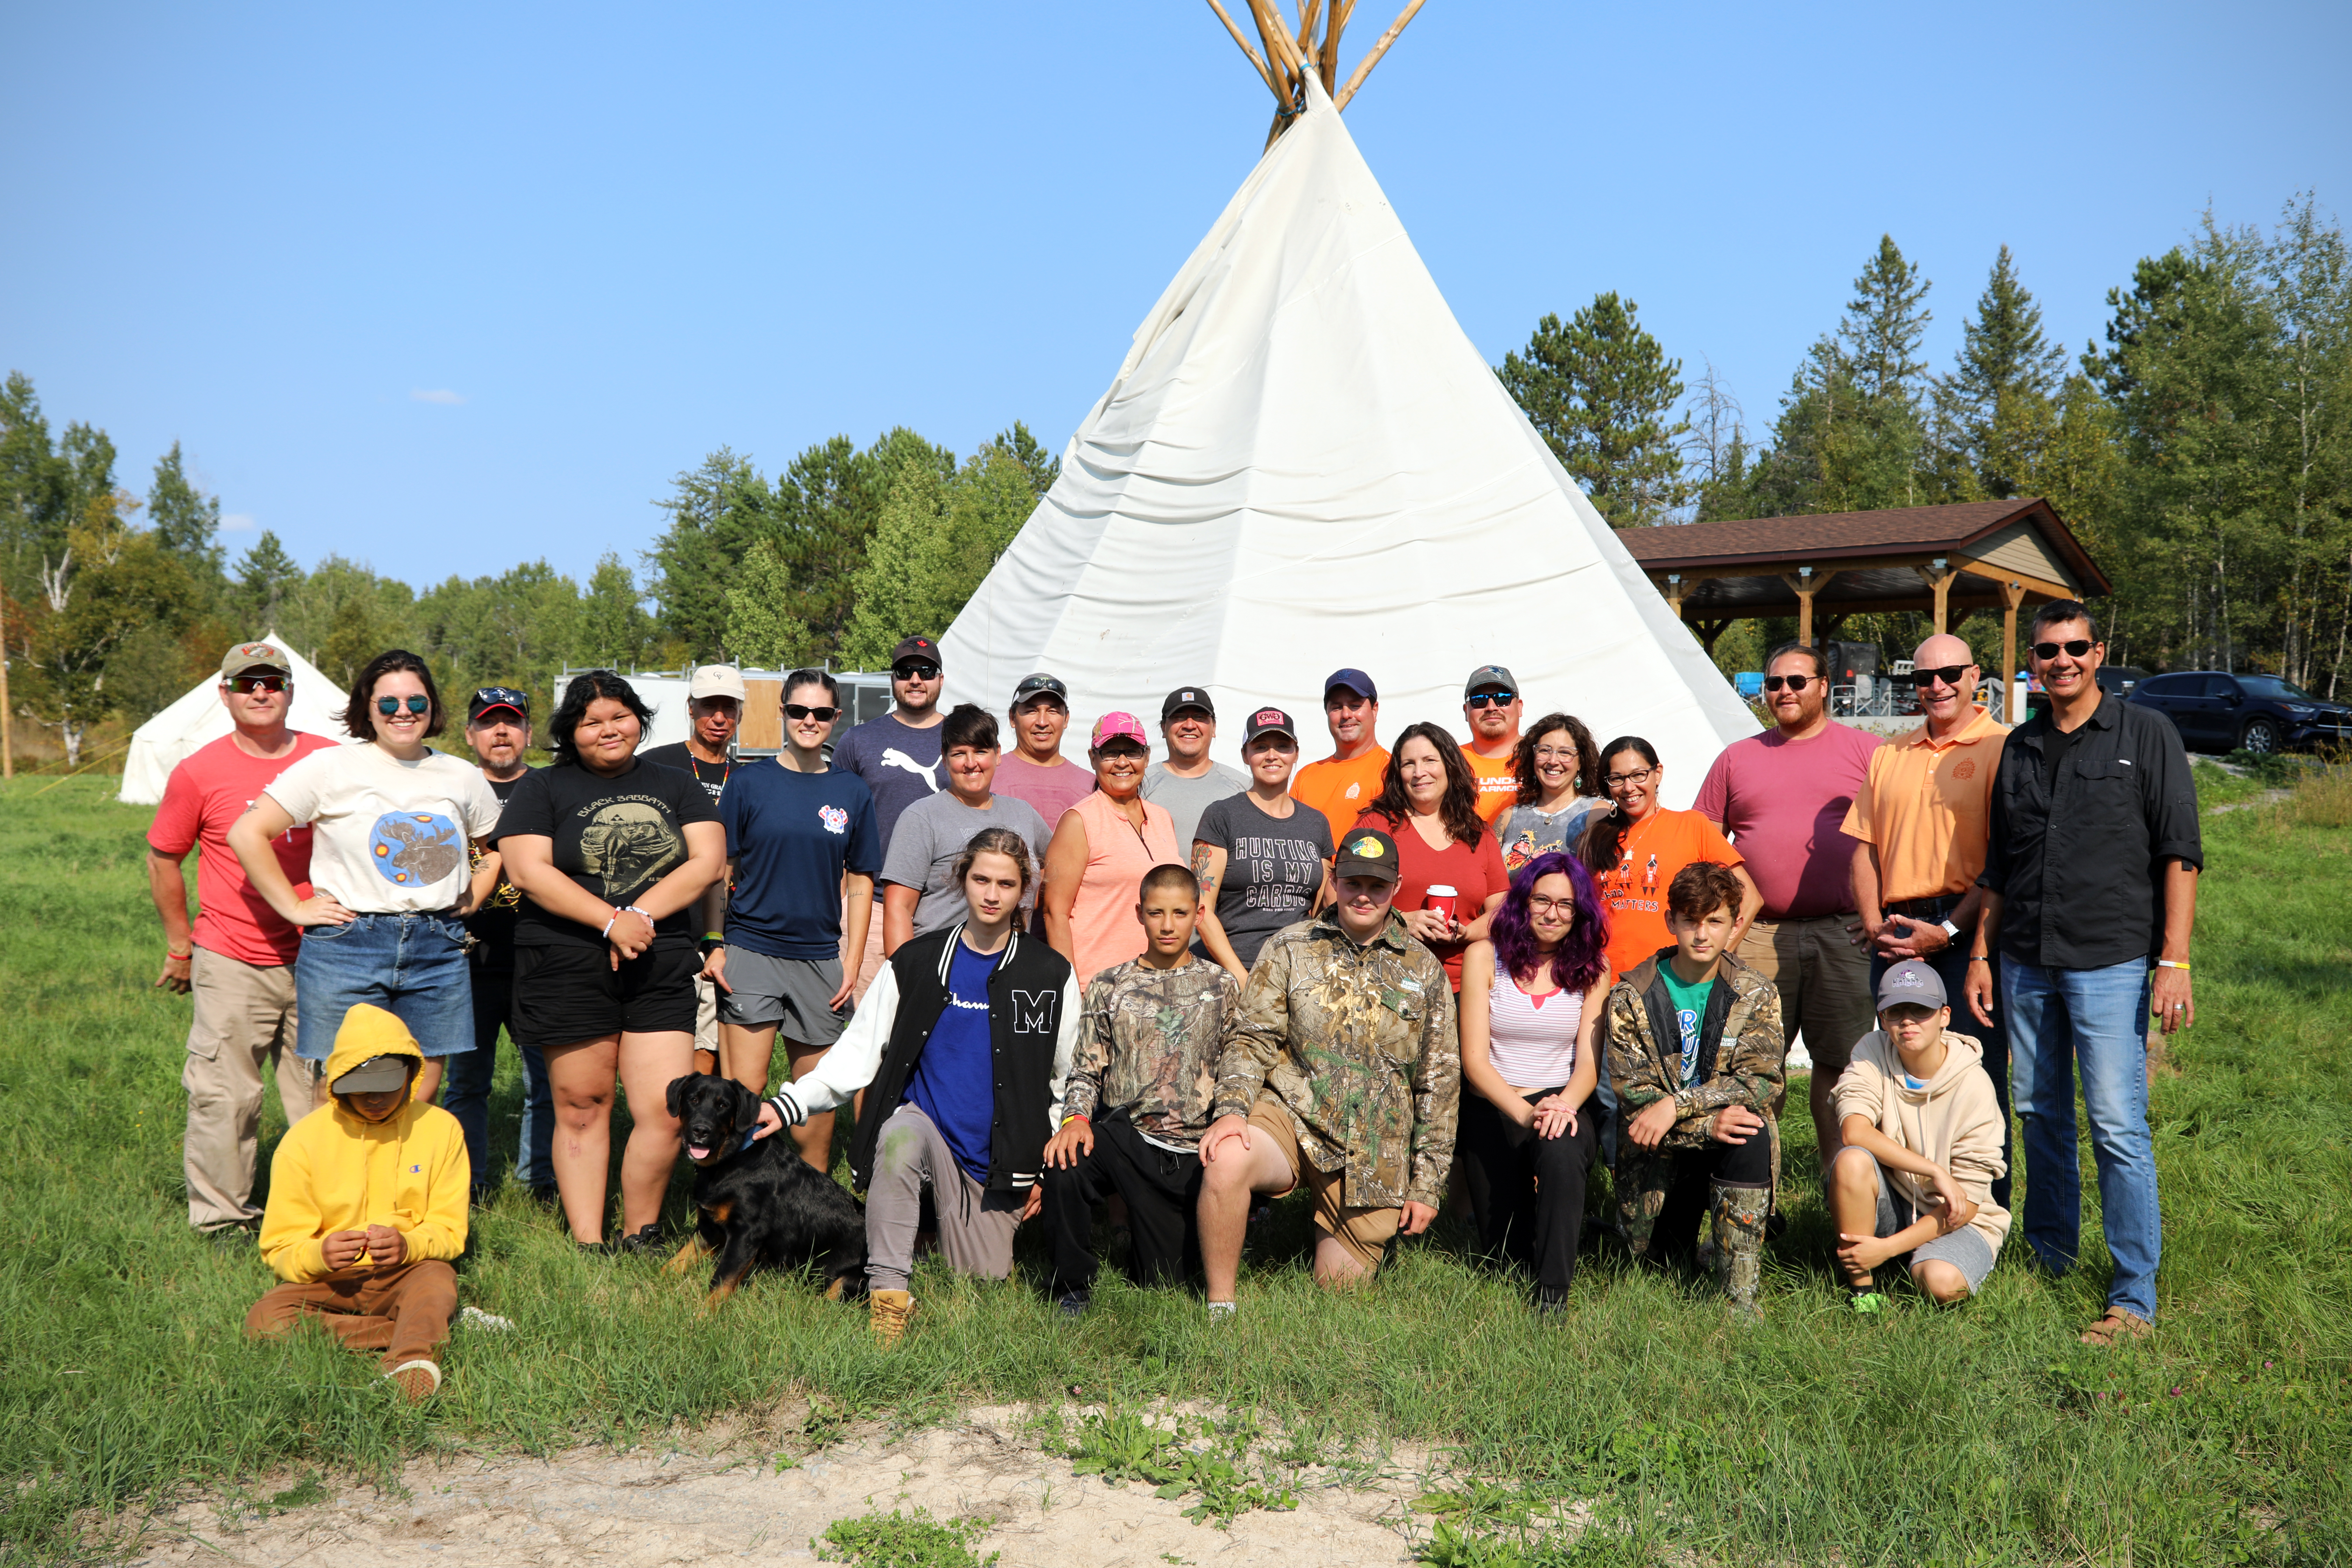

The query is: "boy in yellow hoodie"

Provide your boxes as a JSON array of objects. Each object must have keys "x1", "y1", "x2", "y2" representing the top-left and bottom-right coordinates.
[
  {"x1": 1828, "y1": 960, "x2": 2010, "y2": 1309},
  {"x1": 246, "y1": 1004, "x2": 469, "y2": 1401}
]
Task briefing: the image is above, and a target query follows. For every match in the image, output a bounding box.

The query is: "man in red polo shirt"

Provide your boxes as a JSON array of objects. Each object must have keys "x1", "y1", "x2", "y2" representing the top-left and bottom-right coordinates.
[{"x1": 147, "y1": 640, "x2": 340, "y2": 1239}]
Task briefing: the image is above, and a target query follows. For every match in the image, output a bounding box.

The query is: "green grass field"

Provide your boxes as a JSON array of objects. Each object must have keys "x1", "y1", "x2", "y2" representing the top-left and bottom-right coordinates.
[{"x1": 3, "y1": 766, "x2": 2348, "y2": 1564}]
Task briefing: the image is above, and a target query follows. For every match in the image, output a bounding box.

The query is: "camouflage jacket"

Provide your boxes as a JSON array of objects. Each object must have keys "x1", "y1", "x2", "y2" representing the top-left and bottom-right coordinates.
[
  {"x1": 1065, "y1": 956, "x2": 1241, "y2": 1149},
  {"x1": 1212, "y1": 910, "x2": 1460, "y2": 1210},
  {"x1": 1605, "y1": 947, "x2": 1785, "y2": 1147}
]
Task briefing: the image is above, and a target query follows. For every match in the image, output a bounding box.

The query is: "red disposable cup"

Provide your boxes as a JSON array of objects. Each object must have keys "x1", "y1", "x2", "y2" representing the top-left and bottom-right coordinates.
[{"x1": 1424, "y1": 884, "x2": 1460, "y2": 925}]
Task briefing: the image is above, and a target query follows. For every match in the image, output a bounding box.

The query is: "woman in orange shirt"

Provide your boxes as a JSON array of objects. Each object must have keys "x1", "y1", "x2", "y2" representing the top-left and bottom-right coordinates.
[
  {"x1": 1579, "y1": 736, "x2": 1759, "y2": 984},
  {"x1": 1042, "y1": 713, "x2": 1182, "y2": 987}
]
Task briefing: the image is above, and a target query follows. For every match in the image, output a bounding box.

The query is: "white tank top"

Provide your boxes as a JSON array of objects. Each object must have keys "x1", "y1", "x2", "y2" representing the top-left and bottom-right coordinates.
[{"x1": 1486, "y1": 951, "x2": 1583, "y2": 1090}]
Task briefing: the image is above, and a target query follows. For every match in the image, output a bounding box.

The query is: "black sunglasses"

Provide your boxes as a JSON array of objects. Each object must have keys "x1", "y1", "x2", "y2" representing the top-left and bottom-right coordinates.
[
  {"x1": 375, "y1": 695, "x2": 431, "y2": 716},
  {"x1": 894, "y1": 662, "x2": 940, "y2": 680},
  {"x1": 783, "y1": 703, "x2": 840, "y2": 721},
  {"x1": 1909, "y1": 665, "x2": 1970, "y2": 689},
  {"x1": 1761, "y1": 673, "x2": 1818, "y2": 692},
  {"x1": 2031, "y1": 639, "x2": 2095, "y2": 660},
  {"x1": 1464, "y1": 691, "x2": 1516, "y2": 709},
  {"x1": 229, "y1": 674, "x2": 287, "y2": 694}
]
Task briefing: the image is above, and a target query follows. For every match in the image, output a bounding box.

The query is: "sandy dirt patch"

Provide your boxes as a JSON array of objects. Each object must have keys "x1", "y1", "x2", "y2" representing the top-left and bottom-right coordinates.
[{"x1": 111, "y1": 1405, "x2": 1493, "y2": 1567}]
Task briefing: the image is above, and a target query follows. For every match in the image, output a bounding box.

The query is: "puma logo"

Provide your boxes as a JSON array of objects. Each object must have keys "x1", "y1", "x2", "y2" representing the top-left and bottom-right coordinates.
[{"x1": 880, "y1": 748, "x2": 940, "y2": 791}]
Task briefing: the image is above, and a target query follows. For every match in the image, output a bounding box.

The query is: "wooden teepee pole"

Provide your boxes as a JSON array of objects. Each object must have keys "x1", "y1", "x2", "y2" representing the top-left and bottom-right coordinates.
[
  {"x1": 1294, "y1": 0, "x2": 1323, "y2": 57},
  {"x1": 1335, "y1": 0, "x2": 1424, "y2": 110},
  {"x1": 1319, "y1": 0, "x2": 1353, "y2": 95},
  {"x1": 1205, "y1": 0, "x2": 1287, "y2": 106},
  {"x1": 1243, "y1": 0, "x2": 1301, "y2": 94}
]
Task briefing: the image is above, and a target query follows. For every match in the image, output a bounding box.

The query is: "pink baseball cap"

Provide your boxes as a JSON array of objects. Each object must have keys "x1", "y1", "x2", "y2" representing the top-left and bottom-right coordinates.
[{"x1": 1091, "y1": 712, "x2": 1148, "y2": 749}]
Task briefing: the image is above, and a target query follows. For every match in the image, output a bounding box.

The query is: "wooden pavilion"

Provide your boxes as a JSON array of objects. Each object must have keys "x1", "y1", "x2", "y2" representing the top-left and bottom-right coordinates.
[{"x1": 1617, "y1": 497, "x2": 2110, "y2": 717}]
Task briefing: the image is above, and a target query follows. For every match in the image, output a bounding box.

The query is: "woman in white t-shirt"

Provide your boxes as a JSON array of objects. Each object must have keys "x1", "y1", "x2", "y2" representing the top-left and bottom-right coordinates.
[
  {"x1": 232, "y1": 651, "x2": 502, "y2": 1105},
  {"x1": 1454, "y1": 851, "x2": 1612, "y2": 1312}
]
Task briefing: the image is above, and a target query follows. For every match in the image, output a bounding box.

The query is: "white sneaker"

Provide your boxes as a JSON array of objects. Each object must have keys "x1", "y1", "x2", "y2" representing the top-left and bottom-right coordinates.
[{"x1": 460, "y1": 1306, "x2": 515, "y2": 1333}]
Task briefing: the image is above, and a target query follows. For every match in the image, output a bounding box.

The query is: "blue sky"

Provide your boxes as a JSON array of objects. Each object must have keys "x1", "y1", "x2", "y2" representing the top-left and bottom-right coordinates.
[{"x1": 4, "y1": 2, "x2": 2346, "y2": 593}]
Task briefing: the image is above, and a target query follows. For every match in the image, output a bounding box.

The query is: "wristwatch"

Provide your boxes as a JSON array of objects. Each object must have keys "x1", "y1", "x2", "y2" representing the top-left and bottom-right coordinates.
[{"x1": 1940, "y1": 918, "x2": 1961, "y2": 943}]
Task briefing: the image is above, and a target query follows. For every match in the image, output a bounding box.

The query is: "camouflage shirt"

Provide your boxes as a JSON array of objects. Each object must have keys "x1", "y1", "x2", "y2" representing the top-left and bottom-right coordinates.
[
  {"x1": 1212, "y1": 909, "x2": 1460, "y2": 1211},
  {"x1": 1064, "y1": 955, "x2": 1241, "y2": 1150}
]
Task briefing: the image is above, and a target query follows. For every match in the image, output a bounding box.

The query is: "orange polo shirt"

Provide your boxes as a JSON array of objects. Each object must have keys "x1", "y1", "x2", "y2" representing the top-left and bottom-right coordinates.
[
  {"x1": 1840, "y1": 706, "x2": 2011, "y2": 904},
  {"x1": 1293, "y1": 747, "x2": 1390, "y2": 848},
  {"x1": 1460, "y1": 744, "x2": 1519, "y2": 826}
]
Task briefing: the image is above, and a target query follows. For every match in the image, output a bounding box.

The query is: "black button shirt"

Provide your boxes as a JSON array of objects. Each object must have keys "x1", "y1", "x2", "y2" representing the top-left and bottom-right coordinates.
[{"x1": 1978, "y1": 693, "x2": 2202, "y2": 970}]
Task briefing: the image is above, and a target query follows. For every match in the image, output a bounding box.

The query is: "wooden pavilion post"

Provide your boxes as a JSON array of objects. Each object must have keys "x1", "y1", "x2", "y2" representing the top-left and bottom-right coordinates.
[
  {"x1": 1998, "y1": 579, "x2": 2028, "y2": 722},
  {"x1": 1662, "y1": 573, "x2": 1685, "y2": 619},
  {"x1": 1780, "y1": 569, "x2": 1837, "y2": 647},
  {"x1": 1915, "y1": 560, "x2": 1959, "y2": 633}
]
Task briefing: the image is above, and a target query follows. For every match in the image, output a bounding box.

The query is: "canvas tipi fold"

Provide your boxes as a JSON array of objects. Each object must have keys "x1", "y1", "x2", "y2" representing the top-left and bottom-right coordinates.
[
  {"x1": 942, "y1": 62, "x2": 1754, "y2": 804},
  {"x1": 119, "y1": 636, "x2": 356, "y2": 805}
]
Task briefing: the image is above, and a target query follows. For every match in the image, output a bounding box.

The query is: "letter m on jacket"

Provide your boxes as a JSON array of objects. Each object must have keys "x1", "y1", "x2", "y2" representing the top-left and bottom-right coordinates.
[{"x1": 1009, "y1": 989, "x2": 1057, "y2": 1034}]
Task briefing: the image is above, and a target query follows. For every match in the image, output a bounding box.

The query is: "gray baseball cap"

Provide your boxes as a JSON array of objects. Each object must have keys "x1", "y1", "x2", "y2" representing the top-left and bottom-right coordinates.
[{"x1": 1875, "y1": 960, "x2": 1948, "y2": 1011}]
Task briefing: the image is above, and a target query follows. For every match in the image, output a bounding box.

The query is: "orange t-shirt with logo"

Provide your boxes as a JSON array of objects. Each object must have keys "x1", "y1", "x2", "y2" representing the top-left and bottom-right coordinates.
[
  {"x1": 1594, "y1": 807, "x2": 1744, "y2": 982},
  {"x1": 1461, "y1": 744, "x2": 1519, "y2": 826},
  {"x1": 1293, "y1": 747, "x2": 1391, "y2": 849}
]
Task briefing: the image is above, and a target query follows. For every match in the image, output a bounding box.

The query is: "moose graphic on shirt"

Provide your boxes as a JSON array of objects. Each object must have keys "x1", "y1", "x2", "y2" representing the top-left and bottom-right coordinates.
[{"x1": 369, "y1": 813, "x2": 463, "y2": 887}]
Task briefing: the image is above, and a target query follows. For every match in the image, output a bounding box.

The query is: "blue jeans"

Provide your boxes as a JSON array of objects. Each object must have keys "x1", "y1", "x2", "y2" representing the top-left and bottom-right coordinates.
[
  {"x1": 1872, "y1": 945, "x2": 2010, "y2": 1210},
  {"x1": 440, "y1": 961, "x2": 555, "y2": 1193},
  {"x1": 2003, "y1": 957, "x2": 2160, "y2": 1320},
  {"x1": 294, "y1": 912, "x2": 475, "y2": 1064}
]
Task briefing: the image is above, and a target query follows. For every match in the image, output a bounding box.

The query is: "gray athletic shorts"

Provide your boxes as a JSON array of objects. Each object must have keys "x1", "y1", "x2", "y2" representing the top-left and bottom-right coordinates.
[
  {"x1": 1872, "y1": 1162, "x2": 1996, "y2": 1294},
  {"x1": 715, "y1": 948, "x2": 851, "y2": 1046}
]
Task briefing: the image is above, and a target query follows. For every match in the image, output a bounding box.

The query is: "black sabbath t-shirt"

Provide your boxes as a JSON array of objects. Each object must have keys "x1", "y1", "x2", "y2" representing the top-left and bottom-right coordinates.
[{"x1": 494, "y1": 756, "x2": 719, "y2": 948}]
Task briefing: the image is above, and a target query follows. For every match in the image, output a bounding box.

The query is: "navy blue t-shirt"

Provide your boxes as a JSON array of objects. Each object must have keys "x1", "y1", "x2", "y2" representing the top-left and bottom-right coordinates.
[
  {"x1": 719, "y1": 761, "x2": 882, "y2": 960},
  {"x1": 906, "y1": 938, "x2": 999, "y2": 1184}
]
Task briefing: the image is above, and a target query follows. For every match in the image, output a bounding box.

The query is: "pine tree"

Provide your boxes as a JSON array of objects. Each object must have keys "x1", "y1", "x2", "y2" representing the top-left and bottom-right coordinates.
[
  {"x1": 724, "y1": 540, "x2": 813, "y2": 670},
  {"x1": 231, "y1": 531, "x2": 302, "y2": 632},
  {"x1": 147, "y1": 442, "x2": 227, "y2": 587},
  {"x1": 1837, "y1": 236, "x2": 1934, "y2": 408},
  {"x1": 1934, "y1": 246, "x2": 2068, "y2": 497},
  {"x1": 1498, "y1": 293, "x2": 1694, "y2": 526}
]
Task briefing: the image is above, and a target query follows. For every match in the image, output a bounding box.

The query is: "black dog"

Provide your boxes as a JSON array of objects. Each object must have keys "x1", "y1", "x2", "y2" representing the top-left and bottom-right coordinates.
[{"x1": 663, "y1": 1074, "x2": 866, "y2": 1307}]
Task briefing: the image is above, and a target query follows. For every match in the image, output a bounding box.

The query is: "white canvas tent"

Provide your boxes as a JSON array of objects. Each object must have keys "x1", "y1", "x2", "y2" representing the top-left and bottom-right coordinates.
[
  {"x1": 118, "y1": 637, "x2": 359, "y2": 805},
  {"x1": 942, "y1": 54, "x2": 1754, "y2": 805}
]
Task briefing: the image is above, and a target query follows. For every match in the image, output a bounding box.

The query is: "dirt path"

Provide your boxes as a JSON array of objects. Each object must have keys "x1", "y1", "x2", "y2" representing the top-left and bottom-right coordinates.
[{"x1": 113, "y1": 1405, "x2": 1473, "y2": 1567}]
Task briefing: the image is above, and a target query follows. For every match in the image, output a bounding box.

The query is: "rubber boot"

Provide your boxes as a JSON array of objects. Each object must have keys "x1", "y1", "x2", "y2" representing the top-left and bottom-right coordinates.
[{"x1": 1708, "y1": 1181, "x2": 1769, "y2": 1322}]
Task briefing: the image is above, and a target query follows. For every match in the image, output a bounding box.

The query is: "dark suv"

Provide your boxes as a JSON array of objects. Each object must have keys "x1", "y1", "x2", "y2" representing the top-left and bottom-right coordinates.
[{"x1": 2126, "y1": 670, "x2": 2352, "y2": 754}]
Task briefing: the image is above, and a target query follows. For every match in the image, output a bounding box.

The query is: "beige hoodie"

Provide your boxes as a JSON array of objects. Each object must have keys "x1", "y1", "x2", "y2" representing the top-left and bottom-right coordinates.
[{"x1": 1832, "y1": 1028, "x2": 2010, "y2": 1253}]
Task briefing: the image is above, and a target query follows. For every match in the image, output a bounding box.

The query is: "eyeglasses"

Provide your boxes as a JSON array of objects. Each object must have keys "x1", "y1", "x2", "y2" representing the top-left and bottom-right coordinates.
[
  {"x1": 1465, "y1": 691, "x2": 1516, "y2": 709},
  {"x1": 230, "y1": 674, "x2": 287, "y2": 694},
  {"x1": 1603, "y1": 768, "x2": 1656, "y2": 789},
  {"x1": 2031, "y1": 639, "x2": 2095, "y2": 660},
  {"x1": 1525, "y1": 894, "x2": 1577, "y2": 916},
  {"x1": 375, "y1": 695, "x2": 431, "y2": 716},
  {"x1": 1761, "y1": 674, "x2": 1818, "y2": 692},
  {"x1": 1909, "y1": 665, "x2": 1970, "y2": 689},
  {"x1": 894, "y1": 662, "x2": 940, "y2": 681},
  {"x1": 1533, "y1": 744, "x2": 1579, "y2": 762},
  {"x1": 783, "y1": 704, "x2": 840, "y2": 721}
]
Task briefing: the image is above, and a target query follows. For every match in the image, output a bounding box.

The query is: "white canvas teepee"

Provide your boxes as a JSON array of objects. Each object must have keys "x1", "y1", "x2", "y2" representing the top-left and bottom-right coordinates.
[
  {"x1": 941, "y1": 72, "x2": 1754, "y2": 805},
  {"x1": 119, "y1": 637, "x2": 357, "y2": 805}
]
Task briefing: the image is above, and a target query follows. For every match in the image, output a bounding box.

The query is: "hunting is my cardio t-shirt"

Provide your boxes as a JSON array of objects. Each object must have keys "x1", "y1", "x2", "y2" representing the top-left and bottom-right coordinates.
[
  {"x1": 494, "y1": 756, "x2": 720, "y2": 948},
  {"x1": 262, "y1": 744, "x2": 504, "y2": 915}
]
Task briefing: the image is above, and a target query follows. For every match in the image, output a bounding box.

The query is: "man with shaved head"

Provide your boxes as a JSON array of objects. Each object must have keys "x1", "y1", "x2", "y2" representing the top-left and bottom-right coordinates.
[{"x1": 1843, "y1": 632, "x2": 2012, "y2": 1205}]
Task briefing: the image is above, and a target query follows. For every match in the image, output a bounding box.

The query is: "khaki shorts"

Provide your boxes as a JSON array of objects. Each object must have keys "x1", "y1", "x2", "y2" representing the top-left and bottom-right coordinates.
[
  {"x1": 1739, "y1": 914, "x2": 1873, "y2": 1075},
  {"x1": 1246, "y1": 1094, "x2": 1401, "y2": 1273}
]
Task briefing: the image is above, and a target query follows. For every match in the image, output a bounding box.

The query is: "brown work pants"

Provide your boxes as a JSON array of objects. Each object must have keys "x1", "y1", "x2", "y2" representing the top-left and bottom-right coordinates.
[
  {"x1": 245, "y1": 1258, "x2": 458, "y2": 1371},
  {"x1": 185, "y1": 947, "x2": 318, "y2": 1231}
]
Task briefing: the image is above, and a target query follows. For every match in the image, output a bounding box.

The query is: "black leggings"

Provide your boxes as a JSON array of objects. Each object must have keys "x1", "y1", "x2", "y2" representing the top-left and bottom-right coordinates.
[{"x1": 1456, "y1": 1090, "x2": 1601, "y2": 1297}]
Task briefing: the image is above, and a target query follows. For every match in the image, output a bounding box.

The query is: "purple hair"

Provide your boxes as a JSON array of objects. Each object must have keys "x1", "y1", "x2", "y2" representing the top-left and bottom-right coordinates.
[{"x1": 1489, "y1": 851, "x2": 1609, "y2": 994}]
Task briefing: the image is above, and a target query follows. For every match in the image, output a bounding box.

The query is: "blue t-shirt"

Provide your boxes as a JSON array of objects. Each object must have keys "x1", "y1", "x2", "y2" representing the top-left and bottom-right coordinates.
[
  {"x1": 905, "y1": 938, "x2": 999, "y2": 1184},
  {"x1": 719, "y1": 761, "x2": 882, "y2": 960}
]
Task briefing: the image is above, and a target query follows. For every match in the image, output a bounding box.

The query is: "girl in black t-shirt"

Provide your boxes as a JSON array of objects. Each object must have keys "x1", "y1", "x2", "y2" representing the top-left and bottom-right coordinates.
[{"x1": 499, "y1": 672, "x2": 726, "y2": 1252}]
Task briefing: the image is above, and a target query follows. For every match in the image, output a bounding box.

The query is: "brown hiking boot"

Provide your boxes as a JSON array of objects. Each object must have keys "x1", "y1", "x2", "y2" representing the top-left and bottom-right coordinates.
[
  {"x1": 868, "y1": 1289, "x2": 915, "y2": 1348},
  {"x1": 385, "y1": 1359, "x2": 441, "y2": 1403}
]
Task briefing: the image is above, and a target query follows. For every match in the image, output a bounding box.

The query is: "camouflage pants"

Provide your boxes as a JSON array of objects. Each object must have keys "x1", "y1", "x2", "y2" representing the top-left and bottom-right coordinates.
[{"x1": 1615, "y1": 1113, "x2": 1778, "y2": 1262}]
